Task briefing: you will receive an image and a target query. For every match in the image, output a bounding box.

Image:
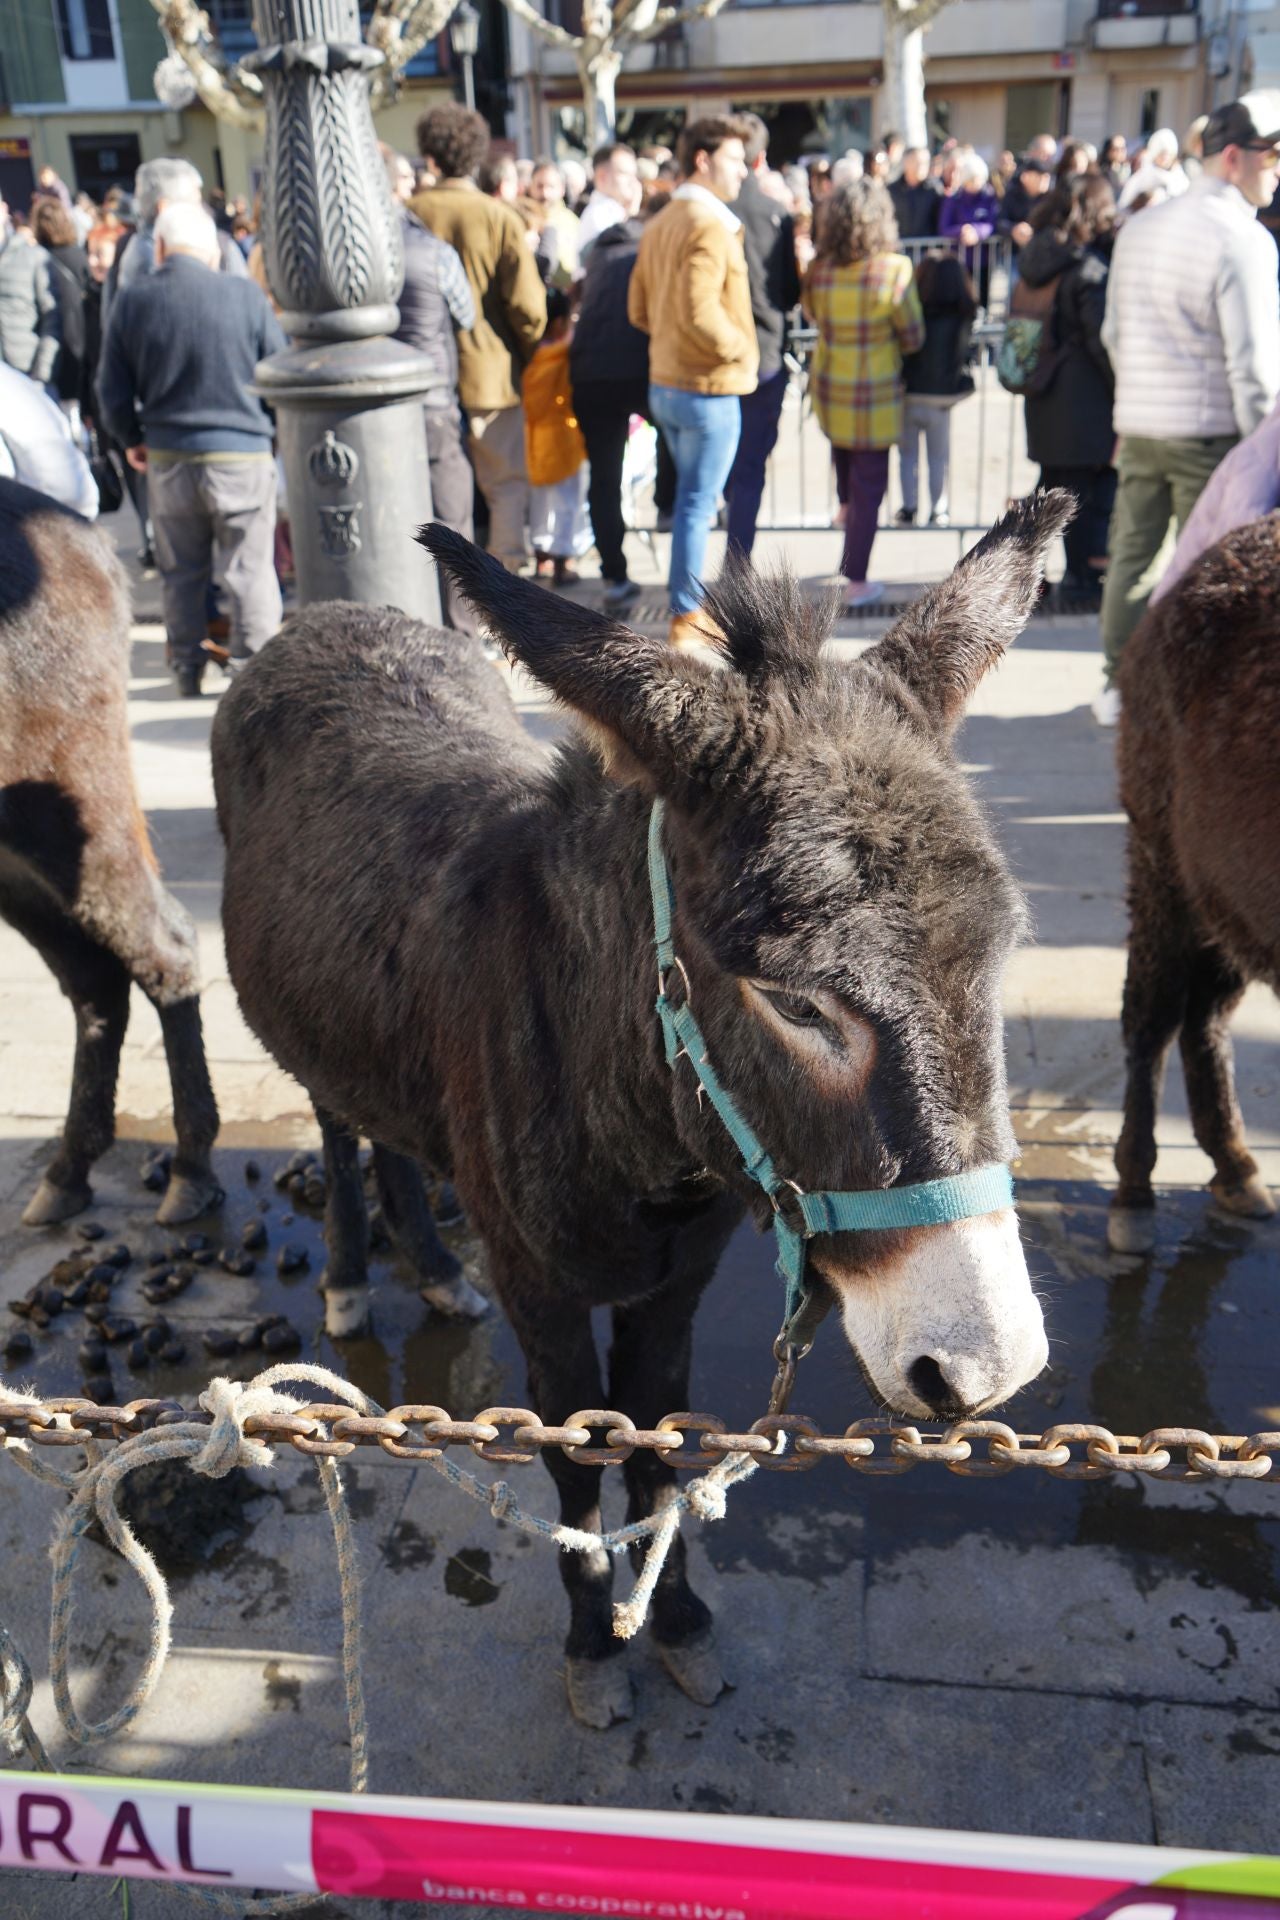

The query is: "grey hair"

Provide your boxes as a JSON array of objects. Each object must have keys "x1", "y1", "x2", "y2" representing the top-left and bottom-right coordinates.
[
  {"x1": 153, "y1": 202, "x2": 219, "y2": 261},
  {"x1": 135, "y1": 157, "x2": 203, "y2": 225}
]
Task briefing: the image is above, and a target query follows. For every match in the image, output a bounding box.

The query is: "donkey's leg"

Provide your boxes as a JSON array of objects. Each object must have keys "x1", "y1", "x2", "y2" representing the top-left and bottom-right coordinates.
[
  {"x1": 316, "y1": 1107, "x2": 373, "y2": 1338},
  {"x1": 503, "y1": 1289, "x2": 632, "y2": 1729},
  {"x1": 1109, "y1": 847, "x2": 1191, "y2": 1253},
  {"x1": 610, "y1": 1282, "x2": 725, "y2": 1707},
  {"x1": 369, "y1": 1143, "x2": 487, "y2": 1318},
  {"x1": 23, "y1": 948, "x2": 132, "y2": 1226},
  {"x1": 151, "y1": 996, "x2": 223, "y2": 1223},
  {"x1": 1179, "y1": 947, "x2": 1274, "y2": 1221}
]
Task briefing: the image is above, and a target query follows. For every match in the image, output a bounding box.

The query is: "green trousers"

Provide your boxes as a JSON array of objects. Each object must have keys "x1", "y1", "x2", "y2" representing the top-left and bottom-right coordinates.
[{"x1": 1099, "y1": 431, "x2": 1238, "y2": 684}]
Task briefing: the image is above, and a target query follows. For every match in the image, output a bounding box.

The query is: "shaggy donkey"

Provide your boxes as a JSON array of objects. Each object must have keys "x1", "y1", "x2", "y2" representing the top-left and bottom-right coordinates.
[
  {"x1": 212, "y1": 495, "x2": 1065, "y2": 1726},
  {"x1": 1108, "y1": 513, "x2": 1280, "y2": 1253},
  {"x1": 0, "y1": 478, "x2": 221, "y2": 1225}
]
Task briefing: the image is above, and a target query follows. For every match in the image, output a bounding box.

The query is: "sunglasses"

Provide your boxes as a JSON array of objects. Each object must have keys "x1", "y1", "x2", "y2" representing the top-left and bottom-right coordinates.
[{"x1": 1244, "y1": 141, "x2": 1280, "y2": 162}]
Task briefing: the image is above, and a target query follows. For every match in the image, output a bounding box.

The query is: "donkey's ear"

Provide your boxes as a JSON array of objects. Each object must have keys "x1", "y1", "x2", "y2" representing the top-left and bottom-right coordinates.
[
  {"x1": 864, "y1": 491, "x2": 1075, "y2": 733},
  {"x1": 417, "y1": 523, "x2": 731, "y2": 795}
]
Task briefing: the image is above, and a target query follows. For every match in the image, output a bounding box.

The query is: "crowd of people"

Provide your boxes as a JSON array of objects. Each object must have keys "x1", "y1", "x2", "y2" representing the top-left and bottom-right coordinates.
[{"x1": 3, "y1": 91, "x2": 1280, "y2": 707}]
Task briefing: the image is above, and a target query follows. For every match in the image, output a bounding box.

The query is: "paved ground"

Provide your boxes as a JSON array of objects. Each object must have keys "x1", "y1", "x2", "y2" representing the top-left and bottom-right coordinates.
[{"x1": 1, "y1": 505, "x2": 1278, "y2": 1917}]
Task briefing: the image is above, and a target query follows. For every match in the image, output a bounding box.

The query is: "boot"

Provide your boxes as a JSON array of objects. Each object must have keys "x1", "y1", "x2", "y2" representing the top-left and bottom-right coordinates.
[{"x1": 175, "y1": 662, "x2": 205, "y2": 699}]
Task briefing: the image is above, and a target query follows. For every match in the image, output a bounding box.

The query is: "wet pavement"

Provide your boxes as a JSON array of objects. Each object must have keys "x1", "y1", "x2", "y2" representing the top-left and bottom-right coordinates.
[
  {"x1": 2, "y1": 522, "x2": 1280, "y2": 1915},
  {"x1": 2, "y1": 1141, "x2": 1279, "y2": 1918}
]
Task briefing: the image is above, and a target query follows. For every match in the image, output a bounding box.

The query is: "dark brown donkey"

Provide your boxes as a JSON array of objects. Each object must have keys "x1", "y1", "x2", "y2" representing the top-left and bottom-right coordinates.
[
  {"x1": 0, "y1": 479, "x2": 220, "y2": 1226},
  {"x1": 212, "y1": 497, "x2": 1067, "y2": 1727},
  {"x1": 1108, "y1": 513, "x2": 1280, "y2": 1253}
]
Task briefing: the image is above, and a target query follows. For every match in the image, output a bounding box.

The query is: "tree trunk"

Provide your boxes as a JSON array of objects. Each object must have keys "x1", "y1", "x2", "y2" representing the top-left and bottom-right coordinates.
[
  {"x1": 880, "y1": 5, "x2": 928, "y2": 150},
  {"x1": 581, "y1": 47, "x2": 622, "y2": 146}
]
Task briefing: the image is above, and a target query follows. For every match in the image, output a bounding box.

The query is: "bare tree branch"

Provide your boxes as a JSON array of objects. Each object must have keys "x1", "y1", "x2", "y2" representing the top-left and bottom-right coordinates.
[
  {"x1": 150, "y1": 0, "x2": 265, "y2": 129},
  {"x1": 884, "y1": 0, "x2": 953, "y2": 26},
  {"x1": 498, "y1": 0, "x2": 583, "y2": 52},
  {"x1": 367, "y1": 0, "x2": 457, "y2": 108}
]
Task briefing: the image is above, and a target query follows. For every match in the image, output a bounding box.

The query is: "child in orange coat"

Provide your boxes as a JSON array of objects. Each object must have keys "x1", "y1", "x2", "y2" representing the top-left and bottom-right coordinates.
[{"x1": 524, "y1": 290, "x2": 591, "y2": 585}]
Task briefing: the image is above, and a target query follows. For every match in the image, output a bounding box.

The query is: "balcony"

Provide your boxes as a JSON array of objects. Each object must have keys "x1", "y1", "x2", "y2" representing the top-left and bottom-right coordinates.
[{"x1": 1093, "y1": 0, "x2": 1198, "y2": 52}]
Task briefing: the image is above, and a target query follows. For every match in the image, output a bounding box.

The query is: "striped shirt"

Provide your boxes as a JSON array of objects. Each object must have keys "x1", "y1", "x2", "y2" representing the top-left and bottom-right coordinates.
[{"x1": 804, "y1": 252, "x2": 925, "y2": 450}]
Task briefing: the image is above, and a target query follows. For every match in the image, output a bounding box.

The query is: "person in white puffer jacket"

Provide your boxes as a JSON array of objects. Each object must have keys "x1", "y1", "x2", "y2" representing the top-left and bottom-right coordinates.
[{"x1": 1094, "y1": 92, "x2": 1280, "y2": 725}]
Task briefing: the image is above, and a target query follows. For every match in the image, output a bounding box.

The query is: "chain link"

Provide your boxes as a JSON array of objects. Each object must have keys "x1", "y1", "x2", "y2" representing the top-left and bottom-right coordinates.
[{"x1": 2, "y1": 1394, "x2": 1277, "y2": 1484}]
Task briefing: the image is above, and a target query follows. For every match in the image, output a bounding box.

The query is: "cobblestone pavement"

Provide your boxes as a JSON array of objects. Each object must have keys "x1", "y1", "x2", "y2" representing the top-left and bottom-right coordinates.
[{"x1": 1, "y1": 509, "x2": 1278, "y2": 1917}]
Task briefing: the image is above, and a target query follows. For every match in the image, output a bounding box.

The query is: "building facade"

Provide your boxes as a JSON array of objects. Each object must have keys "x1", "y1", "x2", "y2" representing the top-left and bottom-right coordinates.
[
  {"x1": 0, "y1": 0, "x2": 477, "y2": 209},
  {"x1": 0, "y1": 0, "x2": 1264, "y2": 210},
  {"x1": 508, "y1": 0, "x2": 1252, "y2": 165}
]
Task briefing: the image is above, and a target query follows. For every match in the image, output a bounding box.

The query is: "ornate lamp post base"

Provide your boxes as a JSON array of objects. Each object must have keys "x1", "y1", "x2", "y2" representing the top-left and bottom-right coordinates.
[
  {"x1": 256, "y1": 336, "x2": 444, "y2": 621},
  {"x1": 247, "y1": 0, "x2": 448, "y2": 643}
]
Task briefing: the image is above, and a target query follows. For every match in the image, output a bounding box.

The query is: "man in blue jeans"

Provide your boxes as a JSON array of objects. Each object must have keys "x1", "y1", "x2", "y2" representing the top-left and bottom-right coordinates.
[
  {"x1": 724, "y1": 113, "x2": 800, "y2": 559},
  {"x1": 628, "y1": 115, "x2": 759, "y2": 643}
]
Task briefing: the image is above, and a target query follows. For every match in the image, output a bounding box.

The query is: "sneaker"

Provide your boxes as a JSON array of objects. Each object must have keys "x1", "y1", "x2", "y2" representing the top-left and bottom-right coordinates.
[
  {"x1": 603, "y1": 576, "x2": 643, "y2": 611},
  {"x1": 929, "y1": 509, "x2": 950, "y2": 528},
  {"x1": 844, "y1": 581, "x2": 885, "y2": 611},
  {"x1": 894, "y1": 507, "x2": 916, "y2": 526},
  {"x1": 1092, "y1": 686, "x2": 1121, "y2": 727}
]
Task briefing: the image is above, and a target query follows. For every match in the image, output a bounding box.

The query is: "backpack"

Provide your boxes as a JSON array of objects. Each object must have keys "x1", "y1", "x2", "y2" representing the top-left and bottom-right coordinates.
[{"x1": 995, "y1": 271, "x2": 1065, "y2": 396}]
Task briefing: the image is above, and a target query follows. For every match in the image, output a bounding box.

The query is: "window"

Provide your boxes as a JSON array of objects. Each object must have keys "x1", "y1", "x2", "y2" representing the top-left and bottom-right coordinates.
[
  {"x1": 55, "y1": 0, "x2": 115, "y2": 62},
  {"x1": 1140, "y1": 88, "x2": 1160, "y2": 135}
]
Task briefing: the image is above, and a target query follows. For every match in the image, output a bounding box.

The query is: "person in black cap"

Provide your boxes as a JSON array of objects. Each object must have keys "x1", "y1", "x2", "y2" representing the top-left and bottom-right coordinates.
[{"x1": 1094, "y1": 91, "x2": 1280, "y2": 725}]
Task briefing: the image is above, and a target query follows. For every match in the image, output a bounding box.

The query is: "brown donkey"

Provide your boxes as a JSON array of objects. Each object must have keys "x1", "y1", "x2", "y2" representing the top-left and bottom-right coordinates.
[
  {"x1": 0, "y1": 478, "x2": 220, "y2": 1226},
  {"x1": 1109, "y1": 512, "x2": 1280, "y2": 1253},
  {"x1": 214, "y1": 497, "x2": 1067, "y2": 1726}
]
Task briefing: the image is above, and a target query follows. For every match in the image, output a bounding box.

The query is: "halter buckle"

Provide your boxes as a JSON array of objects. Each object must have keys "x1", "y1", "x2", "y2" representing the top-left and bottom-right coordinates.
[{"x1": 769, "y1": 1177, "x2": 807, "y2": 1231}]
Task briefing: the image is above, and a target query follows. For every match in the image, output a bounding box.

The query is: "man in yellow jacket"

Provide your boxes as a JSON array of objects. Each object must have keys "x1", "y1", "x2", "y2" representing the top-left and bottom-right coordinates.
[{"x1": 628, "y1": 116, "x2": 759, "y2": 643}]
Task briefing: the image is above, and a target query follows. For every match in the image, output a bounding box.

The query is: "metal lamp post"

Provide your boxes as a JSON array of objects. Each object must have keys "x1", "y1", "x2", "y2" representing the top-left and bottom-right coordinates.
[
  {"x1": 449, "y1": 0, "x2": 480, "y2": 113},
  {"x1": 245, "y1": 0, "x2": 444, "y2": 1335},
  {"x1": 247, "y1": 0, "x2": 443, "y2": 625}
]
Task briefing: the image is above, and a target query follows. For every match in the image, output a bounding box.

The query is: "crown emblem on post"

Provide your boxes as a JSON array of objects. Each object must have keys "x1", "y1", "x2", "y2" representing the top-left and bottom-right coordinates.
[{"x1": 308, "y1": 431, "x2": 360, "y2": 488}]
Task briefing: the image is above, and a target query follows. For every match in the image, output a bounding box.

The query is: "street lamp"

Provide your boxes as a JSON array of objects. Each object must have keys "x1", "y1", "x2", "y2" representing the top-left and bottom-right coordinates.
[{"x1": 449, "y1": 0, "x2": 480, "y2": 113}]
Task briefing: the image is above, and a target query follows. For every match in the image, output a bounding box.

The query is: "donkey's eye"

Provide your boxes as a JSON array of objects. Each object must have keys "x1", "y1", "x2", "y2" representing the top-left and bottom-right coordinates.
[{"x1": 761, "y1": 988, "x2": 827, "y2": 1028}]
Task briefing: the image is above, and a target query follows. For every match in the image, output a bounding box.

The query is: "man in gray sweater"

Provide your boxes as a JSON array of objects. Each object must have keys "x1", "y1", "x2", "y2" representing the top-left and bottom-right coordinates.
[
  {"x1": 99, "y1": 202, "x2": 285, "y2": 698},
  {"x1": 1097, "y1": 92, "x2": 1280, "y2": 723},
  {"x1": 0, "y1": 192, "x2": 60, "y2": 387}
]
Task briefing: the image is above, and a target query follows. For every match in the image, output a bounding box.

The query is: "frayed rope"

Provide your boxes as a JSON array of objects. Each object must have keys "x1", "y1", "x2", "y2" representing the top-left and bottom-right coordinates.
[{"x1": 1, "y1": 1363, "x2": 768, "y2": 1768}]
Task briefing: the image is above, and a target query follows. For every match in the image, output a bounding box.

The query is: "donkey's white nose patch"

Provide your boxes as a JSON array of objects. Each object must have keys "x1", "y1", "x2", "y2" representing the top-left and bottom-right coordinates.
[{"x1": 818, "y1": 1209, "x2": 1047, "y2": 1418}]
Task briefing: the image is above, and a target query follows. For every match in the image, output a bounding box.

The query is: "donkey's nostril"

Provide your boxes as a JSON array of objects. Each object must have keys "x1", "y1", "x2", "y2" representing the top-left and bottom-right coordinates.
[{"x1": 906, "y1": 1355, "x2": 953, "y2": 1414}]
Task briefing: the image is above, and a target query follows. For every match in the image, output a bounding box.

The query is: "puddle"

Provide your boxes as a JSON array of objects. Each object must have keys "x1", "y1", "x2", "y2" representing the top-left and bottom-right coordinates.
[{"x1": 3, "y1": 1142, "x2": 1278, "y2": 1633}]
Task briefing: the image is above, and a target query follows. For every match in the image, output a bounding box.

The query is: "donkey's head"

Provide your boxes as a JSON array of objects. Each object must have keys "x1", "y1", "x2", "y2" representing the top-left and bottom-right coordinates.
[{"x1": 421, "y1": 496, "x2": 1070, "y2": 1419}]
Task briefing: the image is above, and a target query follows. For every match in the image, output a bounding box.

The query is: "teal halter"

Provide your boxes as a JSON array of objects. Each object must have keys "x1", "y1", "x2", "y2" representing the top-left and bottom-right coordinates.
[{"x1": 648, "y1": 799, "x2": 1015, "y2": 1355}]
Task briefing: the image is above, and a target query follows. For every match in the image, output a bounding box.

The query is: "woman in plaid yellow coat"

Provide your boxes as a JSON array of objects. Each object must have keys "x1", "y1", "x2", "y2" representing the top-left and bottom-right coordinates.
[{"x1": 804, "y1": 179, "x2": 925, "y2": 607}]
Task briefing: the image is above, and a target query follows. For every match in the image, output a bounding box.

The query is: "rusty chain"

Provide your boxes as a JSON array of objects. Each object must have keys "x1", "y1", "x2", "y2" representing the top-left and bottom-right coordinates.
[{"x1": 2, "y1": 1394, "x2": 1278, "y2": 1485}]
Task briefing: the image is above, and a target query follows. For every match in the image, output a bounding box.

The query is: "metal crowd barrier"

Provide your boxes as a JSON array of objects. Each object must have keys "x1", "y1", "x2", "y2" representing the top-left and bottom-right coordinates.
[{"x1": 759, "y1": 234, "x2": 1036, "y2": 543}]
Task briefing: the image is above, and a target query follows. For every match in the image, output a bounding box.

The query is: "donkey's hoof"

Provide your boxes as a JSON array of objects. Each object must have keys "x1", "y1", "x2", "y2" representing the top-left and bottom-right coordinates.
[
  {"x1": 655, "y1": 1629, "x2": 729, "y2": 1707},
  {"x1": 432, "y1": 1182, "x2": 466, "y2": 1229},
  {"x1": 156, "y1": 1170, "x2": 224, "y2": 1225},
  {"x1": 420, "y1": 1271, "x2": 489, "y2": 1320},
  {"x1": 1210, "y1": 1174, "x2": 1276, "y2": 1221},
  {"x1": 22, "y1": 1177, "x2": 92, "y2": 1226},
  {"x1": 322, "y1": 1283, "x2": 372, "y2": 1340},
  {"x1": 1107, "y1": 1205, "x2": 1157, "y2": 1254},
  {"x1": 565, "y1": 1656, "x2": 633, "y2": 1729}
]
